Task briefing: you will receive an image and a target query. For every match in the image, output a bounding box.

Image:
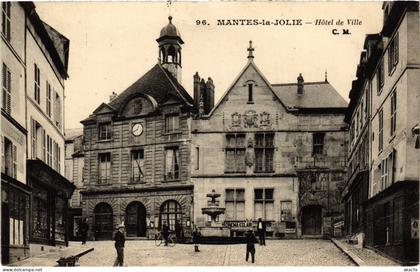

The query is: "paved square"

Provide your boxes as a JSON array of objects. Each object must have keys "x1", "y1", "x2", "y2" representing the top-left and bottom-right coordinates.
[{"x1": 70, "y1": 239, "x2": 354, "y2": 266}]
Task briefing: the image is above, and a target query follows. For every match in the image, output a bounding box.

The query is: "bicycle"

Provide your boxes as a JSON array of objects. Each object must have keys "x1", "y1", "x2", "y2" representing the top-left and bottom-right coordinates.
[{"x1": 154, "y1": 232, "x2": 176, "y2": 247}]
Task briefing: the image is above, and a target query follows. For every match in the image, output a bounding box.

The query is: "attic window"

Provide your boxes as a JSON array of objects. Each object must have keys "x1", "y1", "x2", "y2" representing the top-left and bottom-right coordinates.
[{"x1": 248, "y1": 83, "x2": 253, "y2": 103}]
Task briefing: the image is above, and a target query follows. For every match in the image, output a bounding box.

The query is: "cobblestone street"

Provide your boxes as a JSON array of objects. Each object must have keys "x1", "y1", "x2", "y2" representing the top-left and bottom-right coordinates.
[{"x1": 14, "y1": 239, "x2": 355, "y2": 266}]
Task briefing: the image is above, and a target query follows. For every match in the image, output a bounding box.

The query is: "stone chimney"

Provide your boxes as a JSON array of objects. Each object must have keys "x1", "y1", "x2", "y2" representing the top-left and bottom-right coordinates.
[
  {"x1": 205, "y1": 77, "x2": 215, "y2": 114},
  {"x1": 297, "y1": 73, "x2": 304, "y2": 95},
  {"x1": 109, "y1": 91, "x2": 118, "y2": 102},
  {"x1": 193, "y1": 72, "x2": 201, "y2": 110}
]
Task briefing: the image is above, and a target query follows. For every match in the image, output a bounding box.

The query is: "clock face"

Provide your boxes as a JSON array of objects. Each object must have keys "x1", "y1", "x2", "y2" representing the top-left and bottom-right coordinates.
[{"x1": 132, "y1": 123, "x2": 143, "y2": 136}]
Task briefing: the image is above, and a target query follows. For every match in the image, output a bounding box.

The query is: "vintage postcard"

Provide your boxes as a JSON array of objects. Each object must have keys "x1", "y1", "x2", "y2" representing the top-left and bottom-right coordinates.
[{"x1": 1, "y1": 0, "x2": 419, "y2": 269}]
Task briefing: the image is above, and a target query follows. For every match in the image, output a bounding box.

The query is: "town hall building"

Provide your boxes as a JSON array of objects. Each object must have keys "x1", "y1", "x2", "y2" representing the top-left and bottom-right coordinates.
[
  {"x1": 191, "y1": 42, "x2": 348, "y2": 238},
  {"x1": 80, "y1": 16, "x2": 197, "y2": 240}
]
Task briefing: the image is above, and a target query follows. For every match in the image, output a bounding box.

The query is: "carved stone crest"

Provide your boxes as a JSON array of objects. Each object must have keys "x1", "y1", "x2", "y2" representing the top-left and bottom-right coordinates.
[
  {"x1": 231, "y1": 112, "x2": 241, "y2": 128},
  {"x1": 243, "y1": 110, "x2": 258, "y2": 128},
  {"x1": 260, "y1": 111, "x2": 271, "y2": 128}
]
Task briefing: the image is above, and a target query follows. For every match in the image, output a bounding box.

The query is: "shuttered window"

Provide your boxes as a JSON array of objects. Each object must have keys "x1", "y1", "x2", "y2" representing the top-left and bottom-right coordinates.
[
  {"x1": 2, "y1": 2, "x2": 11, "y2": 41},
  {"x1": 2, "y1": 63, "x2": 11, "y2": 114},
  {"x1": 34, "y1": 64, "x2": 41, "y2": 104}
]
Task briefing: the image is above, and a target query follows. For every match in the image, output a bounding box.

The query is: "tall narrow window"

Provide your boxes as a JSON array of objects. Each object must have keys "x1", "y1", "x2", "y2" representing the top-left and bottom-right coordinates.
[
  {"x1": 379, "y1": 109, "x2": 383, "y2": 152},
  {"x1": 377, "y1": 59, "x2": 384, "y2": 94},
  {"x1": 3, "y1": 137, "x2": 17, "y2": 178},
  {"x1": 46, "y1": 135, "x2": 52, "y2": 167},
  {"x1": 54, "y1": 92, "x2": 62, "y2": 128},
  {"x1": 313, "y1": 133, "x2": 325, "y2": 156},
  {"x1": 255, "y1": 133, "x2": 274, "y2": 173},
  {"x1": 2, "y1": 63, "x2": 11, "y2": 114},
  {"x1": 248, "y1": 84, "x2": 253, "y2": 103},
  {"x1": 34, "y1": 64, "x2": 40, "y2": 104},
  {"x1": 98, "y1": 123, "x2": 112, "y2": 140},
  {"x1": 225, "y1": 134, "x2": 246, "y2": 173},
  {"x1": 2, "y1": 2, "x2": 11, "y2": 41},
  {"x1": 254, "y1": 188, "x2": 274, "y2": 221},
  {"x1": 131, "y1": 150, "x2": 144, "y2": 182},
  {"x1": 388, "y1": 32, "x2": 399, "y2": 74},
  {"x1": 98, "y1": 153, "x2": 111, "y2": 184},
  {"x1": 225, "y1": 188, "x2": 245, "y2": 220},
  {"x1": 380, "y1": 159, "x2": 388, "y2": 191},
  {"x1": 46, "y1": 82, "x2": 51, "y2": 117},
  {"x1": 53, "y1": 141, "x2": 59, "y2": 171},
  {"x1": 195, "y1": 147, "x2": 199, "y2": 170},
  {"x1": 165, "y1": 147, "x2": 179, "y2": 180},
  {"x1": 390, "y1": 89, "x2": 397, "y2": 136},
  {"x1": 165, "y1": 114, "x2": 179, "y2": 133}
]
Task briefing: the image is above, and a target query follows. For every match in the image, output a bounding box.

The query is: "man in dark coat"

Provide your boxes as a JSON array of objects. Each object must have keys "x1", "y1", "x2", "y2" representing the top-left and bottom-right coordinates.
[
  {"x1": 192, "y1": 226, "x2": 201, "y2": 252},
  {"x1": 257, "y1": 218, "x2": 266, "y2": 246},
  {"x1": 113, "y1": 224, "x2": 125, "y2": 266},
  {"x1": 175, "y1": 220, "x2": 183, "y2": 241},
  {"x1": 80, "y1": 218, "x2": 89, "y2": 245},
  {"x1": 245, "y1": 229, "x2": 258, "y2": 263},
  {"x1": 161, "y1": 221, "x2": 170, "y2": 246}
]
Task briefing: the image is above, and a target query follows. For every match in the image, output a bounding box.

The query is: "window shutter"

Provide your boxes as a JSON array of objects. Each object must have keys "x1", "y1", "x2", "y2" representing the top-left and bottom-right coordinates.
[
  {"x1": 6, "y1": 69, "x2": 11, "y2": 113},
  {"x1": 1, "y1": 136, "x2": 4, "y2": 173},
  {"x1": 12, "y1": 144, "x2": 17, "y2": 178},
  {"x1": 41, "y1": 128, "x2": 46, "y2": 161}
]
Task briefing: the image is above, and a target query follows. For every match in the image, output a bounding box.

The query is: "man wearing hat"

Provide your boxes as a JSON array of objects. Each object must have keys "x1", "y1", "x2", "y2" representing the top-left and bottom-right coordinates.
[{"x1": 113, "y1": 223, "x2": 125, "y2": 266}]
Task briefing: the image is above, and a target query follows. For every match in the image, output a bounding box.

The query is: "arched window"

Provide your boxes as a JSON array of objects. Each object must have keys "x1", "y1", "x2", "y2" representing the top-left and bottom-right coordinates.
[
  {"x1": 159, "y1": 200, "x2": 182, "y2": 231},
  {"x1": 167, "y1": 46, "x2": 176, "y2": 63}
]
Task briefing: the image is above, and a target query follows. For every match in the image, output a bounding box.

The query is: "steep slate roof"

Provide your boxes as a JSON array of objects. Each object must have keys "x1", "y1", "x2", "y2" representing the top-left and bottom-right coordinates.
[
  {"x1": 271, "y1": 81, "x2": 348, "y2": 110},
  {"x1": 108, "y1": 63, "x2": 194, "y2": 111}
]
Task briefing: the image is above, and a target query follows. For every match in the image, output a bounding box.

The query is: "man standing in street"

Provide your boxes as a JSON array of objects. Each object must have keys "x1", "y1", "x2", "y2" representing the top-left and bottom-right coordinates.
[
  {"x1": 245, "y1": 229, "x2": 258, "y2": 263},
  {"x1": 257, "y1": 218, "x2": 266, "y2": 246},
  {"x1": 161, "y1": 221, "x2": 170, "y2": 246},
  {"x1": 80, "y1": 218, "x2": 89, "y2": 245},
  {"x1": 114, "y1": 224, "x2": 125, "y2": 266},
  {"x1": 192, "y1": 226, "x2": 201, "y2": 252}
]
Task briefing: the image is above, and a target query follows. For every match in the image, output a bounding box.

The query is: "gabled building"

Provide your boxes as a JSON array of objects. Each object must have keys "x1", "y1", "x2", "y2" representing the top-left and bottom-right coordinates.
[
  {"x1": 1, "y1": 2, "x2": 74, "y2": 264},
  {"x1": 80, "y1": 17, "x2": 196, "y2": 240},
  {"x1": 191, "y1": 42, "x2": 348, "y2": 238}
]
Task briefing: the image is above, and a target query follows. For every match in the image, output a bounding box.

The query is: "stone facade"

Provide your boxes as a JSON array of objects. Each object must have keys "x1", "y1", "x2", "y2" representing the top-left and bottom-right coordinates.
[
  {"x1": 80, "y1": 17, "x2": 195, "y2": 240},
  {"x1": 192, "y1": 45, "x2": 348, "y2": 238}
]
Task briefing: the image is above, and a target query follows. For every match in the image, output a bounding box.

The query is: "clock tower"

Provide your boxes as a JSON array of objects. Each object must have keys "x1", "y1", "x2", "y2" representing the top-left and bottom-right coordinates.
[{"x1": 156, "y1": 16, "x2": 184, "y2": 83}]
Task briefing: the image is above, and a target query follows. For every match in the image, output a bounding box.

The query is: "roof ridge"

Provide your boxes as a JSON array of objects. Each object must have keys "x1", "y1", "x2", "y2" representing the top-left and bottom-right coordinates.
[{"x1": 272, "y1": 81, "x2": 329, "y2": 86}]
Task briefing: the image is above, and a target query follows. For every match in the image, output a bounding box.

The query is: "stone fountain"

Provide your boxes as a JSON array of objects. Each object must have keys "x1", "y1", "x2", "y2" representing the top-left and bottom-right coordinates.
[{"x1": 200, "y1": 189, "x2": 230, "y2": 237}]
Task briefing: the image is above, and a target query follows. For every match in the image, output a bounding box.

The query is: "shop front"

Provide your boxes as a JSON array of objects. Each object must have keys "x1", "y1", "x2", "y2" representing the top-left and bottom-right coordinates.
[
  {"x1": 27, "y1": 160, "x2": 75, "y2": 248},
  {"x1": 1, "y1": 174, "x2": 31, "y2": 264}
]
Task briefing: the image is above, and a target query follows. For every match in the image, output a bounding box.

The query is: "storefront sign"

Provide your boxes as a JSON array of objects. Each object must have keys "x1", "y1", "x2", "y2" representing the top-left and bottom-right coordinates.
[
  {"x1": 223, "y1": 221, "x2": 253, "y2": 228},
  {"x1": 411, "y1": 218, "x2": 419, "y2": 239}
]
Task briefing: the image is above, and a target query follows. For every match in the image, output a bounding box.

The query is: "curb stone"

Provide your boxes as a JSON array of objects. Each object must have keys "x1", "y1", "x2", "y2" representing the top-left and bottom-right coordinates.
[{"x1": 331, "y1": 238, "x2": 366, "y2": 266}]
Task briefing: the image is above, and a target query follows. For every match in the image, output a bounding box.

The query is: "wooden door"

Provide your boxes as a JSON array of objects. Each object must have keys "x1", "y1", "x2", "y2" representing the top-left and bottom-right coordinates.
[{"x1": 302, "y1": 205, "x2": 322, "y2": 235}]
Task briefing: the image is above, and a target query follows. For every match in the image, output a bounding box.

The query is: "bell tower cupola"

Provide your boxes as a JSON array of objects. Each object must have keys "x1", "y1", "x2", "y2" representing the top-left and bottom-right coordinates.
[{"x1": 157, "y1": 16, "x2": 184, "y2": 83}]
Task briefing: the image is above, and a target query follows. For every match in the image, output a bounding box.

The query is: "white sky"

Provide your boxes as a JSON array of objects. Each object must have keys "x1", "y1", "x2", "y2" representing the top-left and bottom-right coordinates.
[{"x1": 35, "y1": 2, "x2": 384, "y2": 129}]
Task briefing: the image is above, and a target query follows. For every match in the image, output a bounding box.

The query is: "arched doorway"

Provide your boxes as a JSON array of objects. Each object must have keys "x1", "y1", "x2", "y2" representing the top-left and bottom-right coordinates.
[
  {"x1": 93, "y1": 203, "x2": 113, "y2": 240},
  {"x1": 125, "y1": 202, "x2": 147, "y2": 237},
  {"x1": 159, "y1": 200, "x2": 182, "y2": 231},
  {"x1": 302, "y1": 205, "x2": 322, "y2": 236}
]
